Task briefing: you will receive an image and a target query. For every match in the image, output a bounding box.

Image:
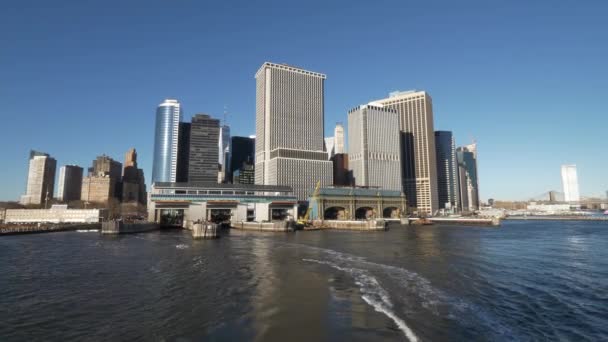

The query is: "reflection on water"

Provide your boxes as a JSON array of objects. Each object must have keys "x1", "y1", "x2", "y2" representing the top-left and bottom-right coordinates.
[{"x1": 0, "y1": 221, "x2": 607, "y2": 341}]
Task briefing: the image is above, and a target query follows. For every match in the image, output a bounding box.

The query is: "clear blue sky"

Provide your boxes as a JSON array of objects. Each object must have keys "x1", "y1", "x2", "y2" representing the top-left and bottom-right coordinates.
[{"x1": 1, "y1": 0, "x2": 607, "y2": 201}]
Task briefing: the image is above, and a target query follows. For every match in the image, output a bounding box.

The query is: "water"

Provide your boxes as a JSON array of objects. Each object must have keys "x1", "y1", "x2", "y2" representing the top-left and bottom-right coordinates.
[{"x1": 1, "y1": 221, "x2": 607, "y2": 341}]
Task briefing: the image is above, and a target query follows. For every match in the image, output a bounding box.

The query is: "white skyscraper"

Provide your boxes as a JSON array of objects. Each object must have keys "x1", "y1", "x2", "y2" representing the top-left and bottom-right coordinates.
[
  {"x1": 348, "y1": 104, "x2": 402, "y2": 191},
  {"x1": 561, "y1": 164, "x2": 580, "y2": 202},
  {"x1": 371, "y1": 90, "x2": 439, "y2": 214},
  {"x1": 334, "y1": 123, "x2": 345, "y2": 154},
  {"x1": 254, "y1": 62, "x2": 333, "y2": 200},
  {"x1": 20, "y1": 151, "x2": 57, "y2": 205},
  {"x1": 324, "y1": 137, "x2": 335, "y2": 160}
]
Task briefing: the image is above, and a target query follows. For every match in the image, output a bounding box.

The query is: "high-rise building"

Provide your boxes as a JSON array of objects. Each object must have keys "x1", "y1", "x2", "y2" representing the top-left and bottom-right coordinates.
[
  {"x1": 57, "y1": 165, "x2": 83, "y2": 203},
  {"x1": 89, "y1": 155, "x2": 122, "y2": 199},
  {"x1": 457, "y1": 143, "x2": 480, "y2": 211},
  {"x1": 189, "y1": 114, "x2": 220, "y2": 183},
  {"x1": 371, "y1": 90, "x2": 439, "y2": 214},
  {"x1": 435, "y1": 131, "x2": 459, "y2": 210},
  {"x1": 20, "y1": 150, "x2": 57, "y2": 206},
  {"x1": 218, "y1": 125, "x2": 231, "y2": 183},
  {"x1": 230, "y1": 136, "x2": 255, "y2": 182},
  {"x1": 176, "y1": 122, "x2": 191, "y2": 182},
  {"x1": 254, "y1": 62, "x2": 333, "y2": 200},
  {"x1": 561, "y1": 164, "x2": 580, "y2": 202},
  {"x1": 324, "y1": 137, "x2": 335, "y2": 160},
  {"x1": 233, "y1": 162, "x2": 255, "y2": 185},
  {"x1": 152, "y1": 99, "x2": 182, "y2": 183},
  {"x1": 81, "y1": 174, "x2": 113, "y2": 204},
  {"x1": 348, "y1": 104, "x2": 402, "y2": 191},
  {"x1": 331, "y1": 153, "x2": 351, "y2": 186},
  {"x1": 334, "y1": 123, "x2": 345, "y2": 154},
  {"x1": 122, "y1": 148, "x2": 147, "y2": 204}
]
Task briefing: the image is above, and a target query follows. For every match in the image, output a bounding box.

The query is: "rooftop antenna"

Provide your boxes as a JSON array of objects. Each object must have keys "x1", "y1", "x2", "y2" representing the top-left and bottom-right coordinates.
[{"x1": 223, "y1": 105, "x2": 228, "y2": 126}]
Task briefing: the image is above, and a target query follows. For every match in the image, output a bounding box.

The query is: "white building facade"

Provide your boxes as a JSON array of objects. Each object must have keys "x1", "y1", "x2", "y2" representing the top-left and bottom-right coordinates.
[
  {"x1": 20, "y1": 151, "x2": 56, "y2": 205},
  {"x1": 371, "y1": 90, "x2": 439, "y2": 214},
  {"x1": 561, "y1": 164, "x2": 580, "y2": 202},
  {"x1": 347, "y1": 105, "x2": 402, "y2": 191},
  {"x1": 334, "y1": 123, "x2": 345, "y2": 154},
  {"x1": 254, "y1": 62, "x2": 333, "y2": 200}
]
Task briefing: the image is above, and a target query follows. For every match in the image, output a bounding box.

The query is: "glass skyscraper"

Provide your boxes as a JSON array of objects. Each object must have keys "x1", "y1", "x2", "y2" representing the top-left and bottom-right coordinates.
[
  {"x1": 435, "y1": 131, "x2": 459, "y2": 210},
  {"x1": 152, "y1": 99, "x2": 182, "y2": 183}
]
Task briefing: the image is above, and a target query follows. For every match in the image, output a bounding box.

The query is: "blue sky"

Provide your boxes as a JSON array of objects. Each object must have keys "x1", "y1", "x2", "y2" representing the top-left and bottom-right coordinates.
[{"x1": 1, "y1": 0, "x2": 607, "y2": 201}]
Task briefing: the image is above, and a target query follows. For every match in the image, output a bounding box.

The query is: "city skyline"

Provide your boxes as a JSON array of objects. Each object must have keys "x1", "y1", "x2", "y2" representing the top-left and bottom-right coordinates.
[{"x1": 1, "y1": 1, "x2": 607, "y2": 201}]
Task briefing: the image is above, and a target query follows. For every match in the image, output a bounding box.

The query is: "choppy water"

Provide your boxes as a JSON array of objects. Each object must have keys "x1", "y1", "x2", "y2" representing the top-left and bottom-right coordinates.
[{"x1": 1, "y1": 221, "x2": 607, "y2": 341}]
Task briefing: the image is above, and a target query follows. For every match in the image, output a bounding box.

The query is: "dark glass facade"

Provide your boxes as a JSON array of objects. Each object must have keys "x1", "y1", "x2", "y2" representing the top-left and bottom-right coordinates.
[
  {"x1": 188, "y1": 114, "x2": 220, "y2": 183},
  {"x1": 434, "y1": 131, "x2": 459, "y2": 210},
  {"x1": 230, "y1": 136, "x2": 255, "y2": 182}
]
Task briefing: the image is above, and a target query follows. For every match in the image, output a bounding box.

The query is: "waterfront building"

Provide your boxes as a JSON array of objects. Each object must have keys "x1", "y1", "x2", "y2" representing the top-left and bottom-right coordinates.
[
  {"x1": 561, "y1": 164, "x2": 580, "y2": 202},
  {"x1": 230, "y1": 136, "x2": 255, "y2": 182},
  {"x1": 57, "y1": 165, "x2": 83, "y2": 203},
  {"x1": 189, "y1": 114, "x2": 220, "y2": 183},
  {"x1": 254, "y1": 62, "x2": 333, "y2": 200},
  {"x1": 347, "y1": 104, "x2": 402, "y2": 191},
  {"x1": 334, "y1": 123, "x2": 345, "y2": 154},
  {"x1": 219, "y1": 124, "x2": 231, "y2": 183},
  {"x1": 457, "y1": 143, "x2": 480, "y2": 211},
  {"x1": 331, "y1": 153, "x2": 351, "y2": 186},
  {"x1": 20, "y1": 150, "x2": 57, "y2": 206},
  {"x1": 371, "y1": 90, "x2": 439, "y2": 214},
  {"x1": 122, "y1": 148, "x2": 147, "y2": 205},
  {"x1": 309, "y1": 187, "x2": 406, "y2": 220},
  {"x1": 176, "y1": 122, "x2": 191, "y2": 183},
  {"x1": 3, "y1": 205, "x2": 106, "y2": 223},
  {"x1": 434, "y1": 131, "x2": 459, "y2": 210},
  {"x1": 152, "y1": 99, "x2": 182, "y2": 183},
  {"x1": 148, "y1": 182, "x2": 297, "y2": 225},
  {"x1": 81, "y1": 173, "x2": 113, "y2": 204},
  {"x1": 324, "y1": 137, "x2": 335, "y2": 160}
]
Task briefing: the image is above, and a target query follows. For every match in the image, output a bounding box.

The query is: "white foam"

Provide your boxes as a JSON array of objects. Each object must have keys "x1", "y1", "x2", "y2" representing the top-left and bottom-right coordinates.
[
  {"x1": 304, "y1": 258, "x2": 419, "y2": 341},
  {"x1": 175, "y1": 244, "x2": 189, "y2": 249}
]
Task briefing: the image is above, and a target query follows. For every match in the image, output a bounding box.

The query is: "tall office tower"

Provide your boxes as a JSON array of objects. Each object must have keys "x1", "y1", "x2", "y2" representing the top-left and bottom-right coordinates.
[
  {"x1": 122, "y1": 148, "x2": 147, "y2": 204},
  {"x1": 81, "y1": 174, "x2": 113, "y2": 204},
  {"x1": 89, "y1": 155, "x2": 123, "y2": 199},
  {"x1": 254, "y1": 62, "x2": 333, "y2": 200},
  {"x1": 324, "y1": 137, "x2": 335, "y2": 160},
  {"x1": 218, "y1": 125, "x2": 231, "y2": 182},
  {"x1": 20, "y1": 150, "x2": 57, "y2": 205},
  {"x1": 334, "y1": 123, "x2": 345, "y2": 154},
  {"x1": 561, "y1": 164, "x2": 580, "y2": 202},
  {"x1": 57, "y1": 165, "x2": 83, "y2": 203},
  {"x1": 176, "y1": 122, "x2": 191, "y2": 182},
  {"x1": 331, "y1": 153, "x2": 351, "y2": 186},
  {"x1": 371, "y1": 90, "x2": 439, "y2": 214},
  {"x1": 230, "y1": 136, "x2": 255, "y2": 182},
  {"x1": 457, "y1": 143, "x2": 480, "y2": 211},
  {"x1": 189, "y1": 114, "x2": 220, "y2": 183},
  {"x1": 347, "y1": 104, "x2": 402, "y2": 191},
  {"x1": 152, "y1": 99, "x2": 182, "y2": 183},
  {"x1": 435, "y1": 131, "x2": 459, "y2": 210}
]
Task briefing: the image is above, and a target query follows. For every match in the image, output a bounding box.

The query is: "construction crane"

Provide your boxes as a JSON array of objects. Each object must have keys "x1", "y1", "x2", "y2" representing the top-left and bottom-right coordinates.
[{"x1": 297, "y1": 181, "x2": 321, "y2": 226}]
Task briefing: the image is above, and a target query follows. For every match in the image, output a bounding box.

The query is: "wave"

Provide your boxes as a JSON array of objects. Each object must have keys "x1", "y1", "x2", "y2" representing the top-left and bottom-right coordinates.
[
  {"x1": 303, "y1": 258, "x2": 419, "y2": 341},
  {"x1": 175, "y1": 244, "x2": 189, "y2": 249}
]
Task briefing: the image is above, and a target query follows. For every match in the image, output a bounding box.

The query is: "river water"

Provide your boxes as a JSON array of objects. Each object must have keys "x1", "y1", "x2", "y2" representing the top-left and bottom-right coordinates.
[{"x1": 1, "y1": 220, "x2": 607, "y2": 341}]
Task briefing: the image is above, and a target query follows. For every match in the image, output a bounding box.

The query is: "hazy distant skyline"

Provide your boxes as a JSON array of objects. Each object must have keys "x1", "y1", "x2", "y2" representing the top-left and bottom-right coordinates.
[{"x1": 1, "y1": 0, "x2": 607, "y2": 201}]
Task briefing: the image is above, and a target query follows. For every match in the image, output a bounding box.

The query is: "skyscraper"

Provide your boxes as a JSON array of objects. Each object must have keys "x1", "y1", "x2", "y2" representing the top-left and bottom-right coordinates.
[
  {"x1": 57, "y1": 165, "x2": 83, "y2": 203},
  {"x1": 371, "y1": 90, "x2": 439, "y2": 214},
  {"x1": 20, "y1": 150, "x2": 57, "y2": 206},
  {"x1": 218, "y1": 124, "x2": 231, "y2": 182},
  {"x1": 152, "y1": 99, "x2": 182, "y2": 183},
  {"x1": 561, "y1": 164, "x2": 580, "y2": 202},
  {"x1": 457, "y1": 143, "x2": 480, "y2": 211},
  {"x1": 435, "y1": 131, "x2": 459, "y2": 210},
  {"x1": 189, "y1": 114, "x2": 220, "y2": 183},
  {"x1": 89, "y1": 155, "x2": 122, "y2": 199},
  {"x1": 176, "y1": 122, "x2": 191, "y2": 182},
  {"x1": 348, "y1": 104, "x2": 402, "y2": 191},
  {"x1": 324, "y1": 137, "x2": 335, "y2": 160},
  {"x1": 122, "y1": 148, "x2": 147, "y2": 204},
  {"x1": 334, "y1": 123, "x2": 345, "y2": 154},
  {"x1": 230, "y1": 136, "x2": 255, "y2": 182},
  {"x1": 254, "y1": 62, "x2": 333, "y2": 200}
]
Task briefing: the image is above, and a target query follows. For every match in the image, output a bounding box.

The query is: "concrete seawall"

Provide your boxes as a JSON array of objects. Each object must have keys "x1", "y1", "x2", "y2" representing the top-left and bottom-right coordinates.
[
  {"x1": 320, "y1": 220, "x2": 388, "y2": 231},
  {"x1": 232, "y1": 221, "x2": 294, "y2": 232},
  {"x1": 101, "y1": 221, "x2": 160, "y2": 235}
]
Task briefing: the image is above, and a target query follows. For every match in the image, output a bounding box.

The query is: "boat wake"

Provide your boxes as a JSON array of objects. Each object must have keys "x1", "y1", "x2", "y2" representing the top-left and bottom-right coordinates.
[
  {"x1": 175, "y1": 244, "x2": 189, "y2": 249},
  {"x1": 303, "y1": 258, "x2": 419, "y2": 341}
]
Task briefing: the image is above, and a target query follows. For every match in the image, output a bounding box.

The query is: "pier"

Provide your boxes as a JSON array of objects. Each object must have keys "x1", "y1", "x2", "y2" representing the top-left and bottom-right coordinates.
[{"x1": 101, "y1": 221, "x2": 160, "y2": 234}]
